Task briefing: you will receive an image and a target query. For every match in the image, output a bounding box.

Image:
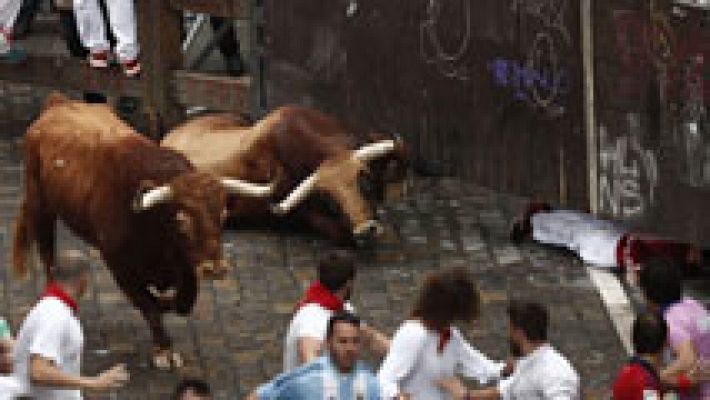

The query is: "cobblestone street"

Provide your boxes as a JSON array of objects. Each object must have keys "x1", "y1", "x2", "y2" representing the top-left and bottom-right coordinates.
[
  {"x1": 1, "y1": 0, "x2": 708, "y2": 395},
  {"x1": 0, "y1": 107, "x2": 628, "y2": 398}
]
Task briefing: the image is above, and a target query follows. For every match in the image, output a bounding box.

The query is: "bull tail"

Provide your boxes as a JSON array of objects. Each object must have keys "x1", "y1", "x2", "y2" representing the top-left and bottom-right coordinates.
[
  {"x1": 11, "y1": 199, "x2": 34, "y2": 280},
  {"x1": 12, "y1": 138, "x2": 41, "y2": 280}
]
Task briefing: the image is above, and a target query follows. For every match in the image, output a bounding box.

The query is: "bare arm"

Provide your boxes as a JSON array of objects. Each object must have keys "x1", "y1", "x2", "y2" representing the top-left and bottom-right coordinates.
[
  {"x1": 30, "y1": 355, "x2": 128, "y2": 391},
  {"x1": 469, "y1": 388, "x2": 501, "y2": 400},
  {"x1": 297, "y1": 337, "x2": 322, "y2": 366},
  {"x1": 660, "y1": 340, "x2": 697, "y2": 386},
  {"x1": 436, "y1": 377, "x2": 500, "y2": 400}
]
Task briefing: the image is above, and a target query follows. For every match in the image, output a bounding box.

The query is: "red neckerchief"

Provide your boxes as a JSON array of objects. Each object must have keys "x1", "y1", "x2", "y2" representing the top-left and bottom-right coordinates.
[
  {"x1": 294, "y1": 281, "x2": 344, "y2": 313},
  {"x1": 437, "y1": 327, "x2": 452, "y2": 354},
  {"x1": 41, "y1": 282, "x2": 79, "y2": 313},
  {"x1": 616, "y1": 233, "x2": 691, "y2": 270},
  {"x1": 525, "y1": 202, "x2": 552, "y2": 217}
]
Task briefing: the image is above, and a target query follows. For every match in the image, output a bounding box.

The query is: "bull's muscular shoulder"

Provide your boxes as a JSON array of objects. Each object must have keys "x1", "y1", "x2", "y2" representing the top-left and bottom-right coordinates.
[
  {"x1": 267, "y1": 106, "x2": 356, "y2": 162},
  {"x1": 31, "y1": 98, "x2": 139, "y2": 143}
]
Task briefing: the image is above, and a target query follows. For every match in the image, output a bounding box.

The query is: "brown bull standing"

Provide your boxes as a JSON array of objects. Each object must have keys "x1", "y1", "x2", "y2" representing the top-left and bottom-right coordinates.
[
  {"x1": 11, "y1": 92, "x2": 272, "y2": 369},
  {"x1": 162, "y1": 106, "x2": 409, "y2": 245}
]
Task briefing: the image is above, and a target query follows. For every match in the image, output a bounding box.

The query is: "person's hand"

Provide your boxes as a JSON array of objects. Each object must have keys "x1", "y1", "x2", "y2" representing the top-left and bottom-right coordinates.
[
  {"x1": 394, "y1": 394, "x2": 411, "y2": 400},
  {"x1": 89, "y1": 363, "x2": 129, "y2": 390},
  {"x1": 436, "y1": 377, "x2": 467, "y2": 400},
  {"x1": 0, "y1": 338, "x2": 13, "y2": 374}
]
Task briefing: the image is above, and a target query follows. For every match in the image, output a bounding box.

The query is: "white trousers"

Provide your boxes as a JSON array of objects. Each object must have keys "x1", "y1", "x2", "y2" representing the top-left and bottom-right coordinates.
[
  {"x1": 73, "y1": 0, "x2": 139, "y2": 61},
  {"x1": 0, "y1": 0, "x2": 22, "y2": 32},
  {"x1": 531, "y1": 210, "x2": 628, "y2": 268}
]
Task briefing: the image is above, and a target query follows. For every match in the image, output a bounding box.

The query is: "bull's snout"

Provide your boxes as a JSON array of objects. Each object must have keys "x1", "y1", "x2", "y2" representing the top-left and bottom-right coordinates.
[
  {"x1": 353, "y1": 220, "x2": 384, "y2": 246},
  {"x1": 196, "y1": 259, "x2": 231, "y2": 279}
]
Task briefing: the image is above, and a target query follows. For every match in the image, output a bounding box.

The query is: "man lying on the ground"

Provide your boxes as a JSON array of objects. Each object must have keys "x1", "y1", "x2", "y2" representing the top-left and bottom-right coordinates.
[
  {"x1": 247, "y1": 312, "x2": 381, "y2": 400},
  {"x1": 510, "y1": 202, "x2": 706, "y2": 284}
]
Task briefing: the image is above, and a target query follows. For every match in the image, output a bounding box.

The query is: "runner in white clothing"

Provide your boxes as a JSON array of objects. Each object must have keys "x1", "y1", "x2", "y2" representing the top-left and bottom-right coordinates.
[
  {"x1": 0, "y1": 250, "x2": 129, "y2": 400},
  {"x1": 378, "y1": 267, "x2": 511, "y2": 400},
  {"x1": 510, "y1": 202, "x2": 706, "y2": 284},
  {"x1": 437, "y1": 301, "x2": 579, "y2": 400},
  {"x1": 283, "y1": 250, "x2": 389, "y2": 373},
  {"x1": 72, "y1": 0, "x2": 141, "y2": 76}
]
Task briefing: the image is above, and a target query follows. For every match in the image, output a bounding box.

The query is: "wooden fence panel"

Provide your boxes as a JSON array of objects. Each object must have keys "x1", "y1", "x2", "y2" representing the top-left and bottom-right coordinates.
[
  {"x1": 594, "y1": 0, "x2": 710, "y2": 245},
  {"x1": 263, "y1": 0, "x2": 588, "y2": 208}
]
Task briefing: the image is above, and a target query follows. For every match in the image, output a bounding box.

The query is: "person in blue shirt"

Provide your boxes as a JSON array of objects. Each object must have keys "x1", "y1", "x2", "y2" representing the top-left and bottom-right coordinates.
[{"x1": 248, "y1": 312, "x2": 382, "y2": 400}]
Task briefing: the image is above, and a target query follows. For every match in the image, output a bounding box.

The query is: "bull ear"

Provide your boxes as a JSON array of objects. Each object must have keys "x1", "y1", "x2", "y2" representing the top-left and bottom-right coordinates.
[
  {"x1": 132, "y1": 184, "x2": 173, "y2": 212},
  {"x1": 175, "y1": 210, "x2": 193, "y2": 236}
]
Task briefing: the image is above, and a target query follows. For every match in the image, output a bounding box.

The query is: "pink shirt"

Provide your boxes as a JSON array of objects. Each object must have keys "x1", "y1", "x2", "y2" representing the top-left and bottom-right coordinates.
[{"x1": 664, "y1": 298, "x2": 710, "y2": 399}]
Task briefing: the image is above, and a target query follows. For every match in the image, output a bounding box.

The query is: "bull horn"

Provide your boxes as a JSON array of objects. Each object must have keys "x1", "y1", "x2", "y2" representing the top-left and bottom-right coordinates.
[
  {"x1": 352, "y1": 139, "x2": 396, "y2": 163},
  {"x1": 133, "y1": 185, "x2": 173, "y2": 211},
  {"x1": 221, "y1": 178, "x2": 274, "y2": 197},
  {"x1": 271, "y1": 172, "x2": 319, "y2": 215}
]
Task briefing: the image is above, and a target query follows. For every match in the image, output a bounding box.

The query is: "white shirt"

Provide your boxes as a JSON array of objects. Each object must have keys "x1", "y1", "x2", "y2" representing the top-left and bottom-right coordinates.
[
  {"x1": 532, "y1": 210, "x2": 627, "y2": 268},
  {"x1": 378, "y1": 320, "x2": 505, "y2": 400},
  {"x1": 11, "y1": 297, "x2": 84, "y2": 400},
  {"x1": 282, "y1": 302, "x2": 354, "y2": 373},
  {"x1": 498, "y1": 344, "x2": 579, "y2": 400},
  {"x1": 0, "y1": 375, "x2": 23, "y2": 399}
]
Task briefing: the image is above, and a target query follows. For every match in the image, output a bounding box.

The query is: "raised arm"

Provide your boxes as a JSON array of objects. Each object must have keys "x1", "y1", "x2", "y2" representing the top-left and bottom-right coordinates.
[
  {"x1": 660, "y1": 338, "x2": 698, "y2": 392},
  {"x1": 454, "y1": 329, "x2": 506, "y2": 384}
]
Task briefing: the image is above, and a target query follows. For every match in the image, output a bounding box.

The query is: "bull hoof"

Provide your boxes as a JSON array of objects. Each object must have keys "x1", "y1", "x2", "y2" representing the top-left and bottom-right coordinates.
[{"x1": 152, "y1": 348, "x2": 184, "y2": 370}]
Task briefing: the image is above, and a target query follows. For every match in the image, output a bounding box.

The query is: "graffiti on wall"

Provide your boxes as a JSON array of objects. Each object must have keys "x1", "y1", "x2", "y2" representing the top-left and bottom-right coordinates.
[
  {"x1": 510, "y1": 0, "x2": 572, "y2": 44},
  {"x1": 420, "y1": 0, "x2": 473, "y2": 81},
  {"x1": 611, "y1": 4, "x2": 710, "y2": 188},
  {"x1": 487, "y1": 0, "x2": 573, "y2": 116},
  {"x1": 674, "y1": 52, "x2": 710, "y2": 187},
  {"x1": 599, "y1": 113, "x2": 659, "y2": 219},
  {"x1": 487, "y1": 56, "x2": 570, "y2": 112},
  {"x1": 612, "y1": 9, "x2": 671, "y2": 98},
  {"x1": 610, "y1": 3, "x2": 709, "y2": 100}
]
